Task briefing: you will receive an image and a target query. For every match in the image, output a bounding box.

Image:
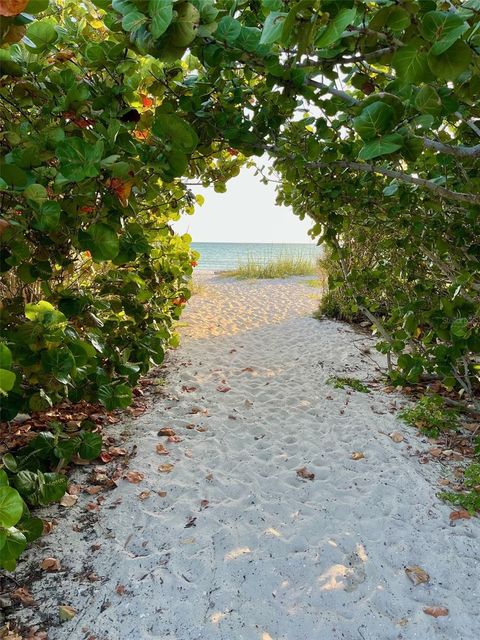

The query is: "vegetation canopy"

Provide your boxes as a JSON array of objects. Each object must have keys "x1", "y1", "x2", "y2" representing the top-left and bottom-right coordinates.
[{"x1": 0, "y1": 0, "x2": 479, "y2": 568}]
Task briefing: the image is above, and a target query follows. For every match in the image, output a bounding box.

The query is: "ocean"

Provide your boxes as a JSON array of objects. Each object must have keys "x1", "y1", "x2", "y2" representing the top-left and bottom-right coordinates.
[{"x1": 191, "y1": 242, "x2": 322, "y2": 271}]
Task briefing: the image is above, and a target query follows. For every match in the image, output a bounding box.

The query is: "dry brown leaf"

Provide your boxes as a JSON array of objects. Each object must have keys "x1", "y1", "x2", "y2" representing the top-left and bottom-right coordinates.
[
  {"x1": 125, "y1": 471, "x2": 144, "y2": 483},
  {"x1": 296, "y1": 467, "x2": 315, "y2": 480},
  {"x1": 217, "y1": 385, "x2": 231, "y2": 393},
  {"x1": 158, "y1": 463, "x2": 174, "y2": 473},
  {"x1": 60, "y1": 493, "x2": 78, "y2": 507},
  {"x1": 0, "y1": 0, "x2": 29, "y2": 17},
  {"x1": 242, "y1": 367, "x2": 255, "y2": 373},
  {"x1": 196, "y1": 426, "x2": 207, "y2": 432},
  {"x1": 138, "y1": 490, "x2": 151, "y2": 501},
  {"x1": 182, "y1": 385, "x2": 197, "y2": 393},
  {"x1": 155, "y1": 443, "x2": 169, "y2": 455},
  {"x1": 405, "y1": 565, "x2": 430, "y2": 585},
  {"x1": 100, "y1": 452, "x2": 112, "y2": 463},
  {"x1": 167, "y1": 435, "x2": 182, "y2": 443},
  {"x1": 43, "y1": 520, "x2": 55, "y2": 534},
  {"x1": 158, "y1": 491, "x2": 167, "y2": 497},
  {"x1": 423, "y1": 607, "x2": 448, "y2": 618},
  {"x1": 158, "y1": 427, "x2": 176, "y2": 437},
  {"x1": 449, "y1": 509, "x2": 471, "y2": 521},
  {"x1": 108, "y1": 447, "x2": 127, "y2": 457},
  {"x1": 200, "y1": 499, "x2": 209, "y2": 510},
  {"x1": 85, "y1": 485, "x2": 102, "y2": 495},
  {"x1": 115, "y1": 584, "x2": 126, "y2": 595},
  {"x1": 11, "y1": 587, "x2": 35, "y2": 606},
  {"x1": 206, "y1": 473, "x2": 213, "y2": 481},
  {"x1": 429, "y1": 447, "x2": 442, "y2": 457},
  {"x1": 67, "y1": 483, "x2": 81, "y2": 495},
  {"x1": 351, "y1": 452, "x2": 365, "y2": 460},
  {"x1": 389, "y1": 431, "x2": 404, "y2": 443},
  {"x1": 41, "y1": 557, "x2": 60, "y2": 572}
]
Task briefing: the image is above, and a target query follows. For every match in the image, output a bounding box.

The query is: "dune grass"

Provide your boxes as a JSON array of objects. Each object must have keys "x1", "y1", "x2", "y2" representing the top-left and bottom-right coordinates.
[{"x1": 224, "y1": 254, "x2": 319, "y2": 280}]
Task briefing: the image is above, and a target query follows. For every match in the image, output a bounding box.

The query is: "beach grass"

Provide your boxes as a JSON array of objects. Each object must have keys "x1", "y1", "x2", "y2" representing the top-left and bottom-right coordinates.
[{"x1": 223, "y1": 254, "x2": 319, "y2": 280}]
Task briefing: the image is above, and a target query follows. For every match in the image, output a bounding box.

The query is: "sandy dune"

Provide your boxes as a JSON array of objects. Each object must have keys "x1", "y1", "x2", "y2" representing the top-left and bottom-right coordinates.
[{"x1": 10, "y1": 274, "x2": 480, "y2": 640}]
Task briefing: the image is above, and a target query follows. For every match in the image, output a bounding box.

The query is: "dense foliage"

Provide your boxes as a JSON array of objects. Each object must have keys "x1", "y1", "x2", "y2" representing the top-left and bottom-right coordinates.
[{"x1": 1, "y1": 0, "x2": 480, "y2": 567}]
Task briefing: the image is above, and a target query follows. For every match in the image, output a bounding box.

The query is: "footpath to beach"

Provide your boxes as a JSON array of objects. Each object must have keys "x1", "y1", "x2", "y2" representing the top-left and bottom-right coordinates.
[{"x1": 9, "y1": 274, "x2": 480, "y2": 640}]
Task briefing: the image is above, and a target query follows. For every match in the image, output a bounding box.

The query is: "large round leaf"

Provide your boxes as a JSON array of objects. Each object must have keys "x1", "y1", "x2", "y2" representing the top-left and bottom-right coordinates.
[
  {"x1": 152, "y1": 113, "x2": 198, "y2": 152},
  {"x1": 98, "y1": 383, "x2": 132, "y2": 410},
  {"x1": 86, "y1": 223, "x2": 120, "y2": 261},
  {"x1": 0, "y1": 486, "x2": 23, "y2": 528},
  {"x1": 353, "y1": 102, "x2": 394, "y2": 141},
  {"x1": 428, "y1": 40, "x2": 472, "y2": 80}
]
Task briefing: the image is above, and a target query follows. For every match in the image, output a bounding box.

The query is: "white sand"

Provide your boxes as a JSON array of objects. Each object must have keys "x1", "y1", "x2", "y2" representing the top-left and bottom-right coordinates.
[{"x1": 11, "y1": 274, "x2": 480, "y2": 639}]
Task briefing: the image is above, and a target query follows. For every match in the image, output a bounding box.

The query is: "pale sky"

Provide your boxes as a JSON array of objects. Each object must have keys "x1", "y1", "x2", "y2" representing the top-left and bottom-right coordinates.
[{"x1": 173, "y1": 164, "x2": 315, "y2": 243}]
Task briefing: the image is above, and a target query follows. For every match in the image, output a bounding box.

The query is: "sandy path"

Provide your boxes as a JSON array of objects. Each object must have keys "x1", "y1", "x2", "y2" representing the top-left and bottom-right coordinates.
[{"x1": 11, "y1": 274, "x2": 480, "y2": 640}]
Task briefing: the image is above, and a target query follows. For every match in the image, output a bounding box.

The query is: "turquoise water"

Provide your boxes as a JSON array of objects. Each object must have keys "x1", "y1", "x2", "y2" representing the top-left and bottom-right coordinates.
[{"x1": 191, "y1": 242, "x2": 322, "y2": 271}]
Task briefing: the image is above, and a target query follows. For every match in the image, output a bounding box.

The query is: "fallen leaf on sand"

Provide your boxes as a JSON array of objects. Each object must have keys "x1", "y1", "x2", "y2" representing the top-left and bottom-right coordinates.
[
  {"x1": 138, "y1": 490, "x2": 151, "y2": 501},
  {"x1": 108, "y1": 447, "x2": 127, "y2": 457},
  {"x1": 351, "y1": 452, "x2": 365, "y2": 460},
  {"x1": 43, "y1": 520, "x2": 55, "y2": 534},
  {"x1": 156, "y1": 443, "x2": 169, "y2": 455},
  {"x1": 60, "y1": 493, "x2": 78, "y2": 507},
  {"x1": 217, "y1": 385, "x2": 231, "y2": 393},
  {"x1": 59, "y1": 605, "x2": 76, "y2": 621},
  {"x1": 200, "y1": 499, "x2": 209, "y2": 510},
  {"x1": 85, "y1": 485, "x2": 102, "y2": 495},
  {"x1": 423, "y1": 606, "x2": 448, "y2": 618},
  {"x1": 158, "y1": 491, "x2": 167, "y2": 497},
  {"x1": 190, "y1": 407, "x2": 208, "y2": 415},
  {"x1": 100, "y1": 452, "x2": 112, "y2": 463},
  {"x1": 196, "y1": 426, "x2": 207, "y2": 432},
  {"x1": 296, "y1": 467, "x2": 315, "y2": 480},
  {"x1": 242, "y1": 367, "x2": 255, "y2": 373},
  {"x1": 158, "y1": 427, "x2": 176, "y2": 437},
  {"x1": 67, "y1": 483, "x2": 81, "y2": 495},
  {"x1": 185, "y1": 516, "x2": 197, "y2": 528},
  {"x1": 11, "y1": 587, "x2": 35, "y2": 606},
  {"x1": 41, "y1": 557, "x2": 60, "y2": 572},
  {"x1": 449, "y1": 509, "x2": 471, "y2": 521},
  {"x1": 389, "y1": 432, "x2": 404, "y2": 443},
  {"x1": 167, "y1": 435, "x2": 182, "y2": 443},
  {"x1": 158, "y1": 463, "x2": 174, "y2": 473},
  {"x1": 206, "y1": 473, "x2": 213, "y2": 481},
  {"x1": 116, "y1": 584, "x2": 126, "y2": 595},
  {"x1": 405, "y1": 565, "x2": 430, "y2": 585},
  {"x1": 182, "y1": 386, "x2": 197, "y2": 393},
  {"x1": 125, "y1": 471, "x2": 144, "y2": 483},
  {"x1": 429, "y1": 447, "x2": 442, "y2": 457}
]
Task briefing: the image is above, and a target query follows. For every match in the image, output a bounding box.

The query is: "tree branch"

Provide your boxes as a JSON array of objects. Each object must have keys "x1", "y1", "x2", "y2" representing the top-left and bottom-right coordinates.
[
  {"x1": 422, "y1": 137, "x2": 480, "y2": 158},
  {"x1": 306, "y1": 160, "x2": 480, "y2": 205}
]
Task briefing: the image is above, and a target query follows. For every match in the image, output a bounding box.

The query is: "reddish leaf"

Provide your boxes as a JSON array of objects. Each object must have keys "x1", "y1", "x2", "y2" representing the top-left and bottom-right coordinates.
[
  {"x1": 0, "y1": 0, "x2": 28, "y2": 17},
  {"x1": 217, "y1": 385, "x2": 231, "y2": 393},
  {"x1": 158, "y1": 427, "x2": 176, "y2": 437},
  {"x1": 449, "y1": 509, "x2": 471, "y2": 521},
  {"x1": 423, "y1": 607, "x2": 448, "y2": 618}
]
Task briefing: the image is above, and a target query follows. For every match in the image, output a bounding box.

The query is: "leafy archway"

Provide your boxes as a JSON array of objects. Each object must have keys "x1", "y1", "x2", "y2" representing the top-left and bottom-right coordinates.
[{"x1": 0, "y1": 0, "x2": 479, "y2": 568}]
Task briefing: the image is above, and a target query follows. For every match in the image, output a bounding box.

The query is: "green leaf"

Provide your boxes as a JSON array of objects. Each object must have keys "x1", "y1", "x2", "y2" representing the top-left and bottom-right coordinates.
[
  {"x1": 26, "y1": 20, "x2": 58, "y2": 49},
  {"x1": 25, "y1": 0, "x2": 50, "y2": 13},
  {"x1": 215, "y1": 16, "x2": 242, "y2": 43},
  {"x1": 0, "y1": 344, "x2": 12, "y2": 369},
  {"x1": 24, "y1": 183, "x2": 48, "y2": 203},
  {"x1": 56, "y1": 138, "x2": 104, "y2": 182},
  {"x1": 149, "y1": 0, "x2": 173, "y2": 38},
  {"x1": 98, "y1": 383, "x2": 132, "y2": 410},
  {"x1": 420, "y1": 11, "x2": 468, "y2": 56},
  {"x1": 40, "y1": 348, "x2": 75, "y2": 383},
  {"x1": 14, "y1": 470, "x2": 67, "y2": 506},
  {"x1": 353, "y1": 102, "x2": 395, "y2": 141},
  {"x1": 0, "y1": 369, "x2": 16, "y2": 394},
  {"x1": 415, "y1": 85, "x2": 442, "y2": 115},
  {"x1": 0, "y1": 470, "x2": 8, "y2": 486},
  {"x1": 392, "y1": 40, "x2": 431, "y2": 84},
  {"x1": 358, "y1": 134, "x2": 404, "y2": 160},
  {"x1": 0, "y1": 529, "x2": 26, "y2": 570},
  {"x1": 260, "y1": 11, "x2": 287, "y2": 45},
  {"x1": 122, "y1": 11, "x2": 147, "y2": 32},
  {"x1": 386, "y1": 7, "x2": 410, "y2": 33},
  {"x1": 78, "y1": 432, "x2": 102, "y2": 460},
  {"x1": 427, "y1": 40, "x2": 472, "y2": 80},
  {"x1": 86, "y1": 223, "x2": 120, "y2": 261},
  {"x1": 34, "y1": 201, "x2": 61, "y2": 231},
  {"x1": 0, "y1": 486, "x2": 23, "y2": 528},
  {"x1": 152, "y1": 113, "x2": 198, "y2": 153},
  {"x1": 316, "y1": 8, "x2": 356, "y2": 48},
  {"x1": 18, "y1": 517, "x2": 44, "y2": 543},
  {"x1": 451, "y1": 318, "x2": 469, "y2": 338}
]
